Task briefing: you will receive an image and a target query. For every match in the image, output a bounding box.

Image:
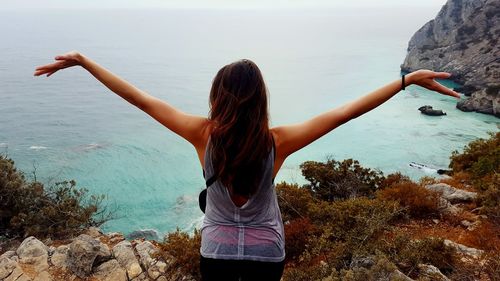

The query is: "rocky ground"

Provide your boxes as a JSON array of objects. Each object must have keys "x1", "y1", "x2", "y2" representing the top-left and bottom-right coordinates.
[{"x1": 0, "y1": 229, "x2": 195, "y2": 281}]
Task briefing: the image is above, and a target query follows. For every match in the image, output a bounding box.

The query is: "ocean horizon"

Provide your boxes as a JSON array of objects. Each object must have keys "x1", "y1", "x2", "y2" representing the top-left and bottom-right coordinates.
[{"x1": 1, "y1": 7, "x2": 498, "y2": 238}]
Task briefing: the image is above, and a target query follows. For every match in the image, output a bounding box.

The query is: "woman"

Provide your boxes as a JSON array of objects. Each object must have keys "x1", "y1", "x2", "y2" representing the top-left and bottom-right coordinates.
[{"x1": 34, "y1": 51, "x2": 460, "y2": 281}]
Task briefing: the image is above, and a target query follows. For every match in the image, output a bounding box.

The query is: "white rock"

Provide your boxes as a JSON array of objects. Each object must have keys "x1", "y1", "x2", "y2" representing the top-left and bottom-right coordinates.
[
  {"x1": 4, "y1": 264, "x2": 24, "y2": 281},
  {"x1": 444, "y1": 239, "x2": 484, "y2": 258},
  {"x1": 147, "y1": 260, "x2": 167, "y2": 279},
  {"x1": 16, "y1": 236, "x2": 49, "y2": 273},
  {"x1": 16, "y1": 236, "x2": 48, "y2": 260},
  {"x1": 426, "y1": 183, "x2": 477, "y2": 203},
  {"x1": 50, "y1": 245, "x2": 69, "y2": 268},
  {"x1": 0, "y1": 256, "x2": 17, "y2": 279},
  {"x1": 112, "y1": 240, "x2": 142, "y2": 279},
  {"x1": 135, "y1": 241, "x2": 157, "y2": 270},
  {"x1": 0, "y1": 251, "x2": 17, "y2": 260},
  {"x1": 84, "y1": 227, "x2": 103, "y2": 238},
  {"x1": 93, "y1": 259, "x2": 127, "y2": 281},
  {"x1": 418, "y1": 264, "x2": 450, "y2": 281}
]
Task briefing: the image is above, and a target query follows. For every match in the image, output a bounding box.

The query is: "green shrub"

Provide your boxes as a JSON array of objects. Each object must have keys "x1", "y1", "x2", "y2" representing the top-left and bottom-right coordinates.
[
  {"x1": 449, "y1": 132, "x2": 500, "y2": 225},
  {"x1": 449, "y1": 131, "x2": 499, "y2": 181},
  {"x1": 476, "y1": 174, "x2": 500, "y2": 225},
  {"x1": 276, "y1": 182, "x2": 315, "y2": 222},
  {"x1": 300, "y1": 158, "x2": 385, "y2": 201},
  {"x1": 0, "y1": 155, "x2": 111, "y2": 239},
  {"x1": 308, "y1": 198, "x2": 402, "y2": 255},
  {"x1": 380, "y1": 234, "x2": 455, "y2": 275}
]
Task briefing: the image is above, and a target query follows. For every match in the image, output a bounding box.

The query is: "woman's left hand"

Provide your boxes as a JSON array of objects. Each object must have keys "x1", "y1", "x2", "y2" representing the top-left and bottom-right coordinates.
[{"x1": 407, "y1": 69, "x2": 461, "y2": 99}]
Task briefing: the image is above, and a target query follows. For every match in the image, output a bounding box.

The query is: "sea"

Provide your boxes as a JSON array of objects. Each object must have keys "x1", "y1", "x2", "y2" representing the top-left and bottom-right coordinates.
[{"x1": 1, "y1": 7, "x2": 498, "y2": 238}]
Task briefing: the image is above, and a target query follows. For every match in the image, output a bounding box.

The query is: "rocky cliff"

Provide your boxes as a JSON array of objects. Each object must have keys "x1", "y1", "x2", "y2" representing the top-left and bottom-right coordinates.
[{"x1": 401, "y1": 0, "x2": 500, "y2": 117}]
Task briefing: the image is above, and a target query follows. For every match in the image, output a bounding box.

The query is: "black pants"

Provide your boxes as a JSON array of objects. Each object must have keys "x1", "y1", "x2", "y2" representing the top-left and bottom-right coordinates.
[{"x1": 200, "y1": 256, "x2": 285, "y2": 281}]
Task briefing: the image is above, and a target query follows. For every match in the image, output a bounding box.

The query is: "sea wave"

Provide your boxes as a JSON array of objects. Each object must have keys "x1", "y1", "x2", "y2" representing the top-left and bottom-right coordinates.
[{"x1": 29, "y1": 145, "x2": 47, "y2": 150}]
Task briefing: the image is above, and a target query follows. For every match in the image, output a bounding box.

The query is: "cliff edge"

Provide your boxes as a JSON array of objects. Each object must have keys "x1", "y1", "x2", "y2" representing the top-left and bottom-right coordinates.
[{"x1": 401, "y1": 0, "x2": 500, "y2": 117}]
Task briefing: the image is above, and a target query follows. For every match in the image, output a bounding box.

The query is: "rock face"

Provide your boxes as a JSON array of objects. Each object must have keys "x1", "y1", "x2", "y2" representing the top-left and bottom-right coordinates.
[{"x1": 401, "y1": 0, "x2": 500, "y2": 117}]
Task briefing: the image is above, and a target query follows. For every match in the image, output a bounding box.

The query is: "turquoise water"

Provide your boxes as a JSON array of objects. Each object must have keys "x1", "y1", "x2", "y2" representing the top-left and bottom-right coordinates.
[{"x1": 1, "y1": 8, "x2": 498, "y2": 237}]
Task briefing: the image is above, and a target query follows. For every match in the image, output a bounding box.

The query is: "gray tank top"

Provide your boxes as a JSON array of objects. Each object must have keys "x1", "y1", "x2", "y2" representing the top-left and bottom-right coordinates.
[{"x1": 200, "y1": 136, "x2": 286, "y2": 262}]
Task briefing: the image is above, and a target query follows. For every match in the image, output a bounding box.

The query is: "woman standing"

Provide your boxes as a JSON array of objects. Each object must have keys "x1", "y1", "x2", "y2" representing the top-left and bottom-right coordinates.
[{"x1": 34, "y1": 51, "x2": 459, "y2": 281}]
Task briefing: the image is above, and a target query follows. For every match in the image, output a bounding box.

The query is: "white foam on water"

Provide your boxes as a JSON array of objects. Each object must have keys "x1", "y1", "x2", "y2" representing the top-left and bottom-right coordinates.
[{"x1": 29, "y1": 145, "x2": 47, "y2": 150}]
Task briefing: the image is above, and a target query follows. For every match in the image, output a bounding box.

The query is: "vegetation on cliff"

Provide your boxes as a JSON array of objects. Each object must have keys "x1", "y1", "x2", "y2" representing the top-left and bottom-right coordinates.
[
  {"x1": 157, "y1": 132, "x2": 500, "y2": 280},
  {"x1": 0, "y1": 132, "x2": 498, "y2": 280},
  {"x1": 0, "y1": 154, "x2": 112, "y2": 239}
]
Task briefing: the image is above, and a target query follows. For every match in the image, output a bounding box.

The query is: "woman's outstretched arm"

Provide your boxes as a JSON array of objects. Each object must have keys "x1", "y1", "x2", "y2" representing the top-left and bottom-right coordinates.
[
  {"x1": 34, "y1": 51, "x2": 209, "y2": 148},
  {"x1": 271, "y1": 70, "x2": 461, "y2": 163}
]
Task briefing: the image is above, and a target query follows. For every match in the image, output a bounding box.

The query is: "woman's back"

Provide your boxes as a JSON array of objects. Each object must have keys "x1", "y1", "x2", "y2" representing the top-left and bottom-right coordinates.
[{"x1": 201, "y1": 135, "x2": 286, "y2": 262}]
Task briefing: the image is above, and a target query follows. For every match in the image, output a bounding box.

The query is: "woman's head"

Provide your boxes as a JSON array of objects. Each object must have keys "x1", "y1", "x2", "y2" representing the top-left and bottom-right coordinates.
[{"x1": 209, "y1": 59, "x2": 273, "y2": 197}]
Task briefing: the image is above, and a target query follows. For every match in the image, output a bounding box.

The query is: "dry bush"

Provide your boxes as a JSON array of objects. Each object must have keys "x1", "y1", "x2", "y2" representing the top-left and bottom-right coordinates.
[
  {"x1": 156, "y1": 228, "x2": 202, "y2": 280},
  {"x1": 418, "y1": 175, "x2": 437, "y2": 187},
  {"x1": 438, "y1": 171, "x2": 472, "y2": 190},
  {"x1": 459, "y1": 220, "x2": 500, "y2": 252},
  {"x1": 377, "y1": 181, "x2": 441, "y2": 219},
  {"x1": 380, "y1": 172, "x2": 412, "y2": 189},
  {"x1": 284, "y1": 218, "x2": 318, "y2": 263},
  {"x1": 448, "y1": 252, "x2": 500, "y2": 281}
]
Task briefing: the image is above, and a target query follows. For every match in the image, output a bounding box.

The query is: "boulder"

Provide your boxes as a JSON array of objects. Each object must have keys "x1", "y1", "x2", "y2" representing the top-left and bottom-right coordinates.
[
  {"x1": 390, "y1": 269, "x2": 415, "y2": 281},
  {"x1": 147, "y1": 259, "x2": 168, "y2": 280},
  {"x1": 84, "y1": 227, "x2": 103, "y2": 238},
  {"x1": 16, "y1": 236, "x2": 49, "y2": 272},
  {"x1": 418, "y1": 264, "x2": 450, "y2": 281},
  {"x1": 418, "y1": 105, "x2": 447, "y2": 116},
  {"x1": 112, "y1": 240, "x2": 142, "y2": 279},
  {"x1": 0, "y1": 251, "x2": 17, "y2": 260},
  {"x1": 107, "y1": 232, "x2": 125, "y2": 244},
  {"x1": 444, "y1": 239, "x2": 484, "y2": 258},
  {"x1": 67, "y1": 234, "x2": 111, "y2": 278},
  {"x1": 16, "y1": 236, "x2": 48, "y2": 261},
  {"x1": 0, "y1": 256, "x2": 18, "y2": 279},
  {"x1": 3, "y1": 263, "x2": 24, "y2": 281},
  {"x1": 135, "y1": 241, "x2": 158, "y2": 270},
  {"x1": 425, "y1": 183, "x2": 477, "y2": 203},
  {"x1": 93, "y1": 259, "x2": 127, "y2": 281},
  {"x1": 49, "y1": 245, "x2": 69, "y2": 268}
]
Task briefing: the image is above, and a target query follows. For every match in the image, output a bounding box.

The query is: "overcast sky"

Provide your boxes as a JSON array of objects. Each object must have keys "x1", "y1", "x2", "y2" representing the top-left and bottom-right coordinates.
[{"x1": 1, "y1": 0, "x2": 448, "y2": 10}]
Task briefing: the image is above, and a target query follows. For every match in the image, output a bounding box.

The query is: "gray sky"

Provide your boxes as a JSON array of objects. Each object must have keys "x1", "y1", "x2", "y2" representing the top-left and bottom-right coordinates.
[{"x1": 2, "y1": 0, "x2": 448, "y2": 9}]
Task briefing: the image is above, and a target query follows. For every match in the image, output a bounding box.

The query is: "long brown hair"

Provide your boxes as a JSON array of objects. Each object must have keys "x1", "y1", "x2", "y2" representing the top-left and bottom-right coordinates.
[{"x1": 208, "y1": 59, "x2": 272, "y2": 197}]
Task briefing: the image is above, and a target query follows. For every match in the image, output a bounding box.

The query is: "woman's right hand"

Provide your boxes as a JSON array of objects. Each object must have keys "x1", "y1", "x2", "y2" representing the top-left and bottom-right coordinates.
[
  {"x1": 406, "y1": 69, "x2": 460, "y2": 99},
  {"x1": 34, "y1": 51, "x2": 84, "y2": 77}
]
